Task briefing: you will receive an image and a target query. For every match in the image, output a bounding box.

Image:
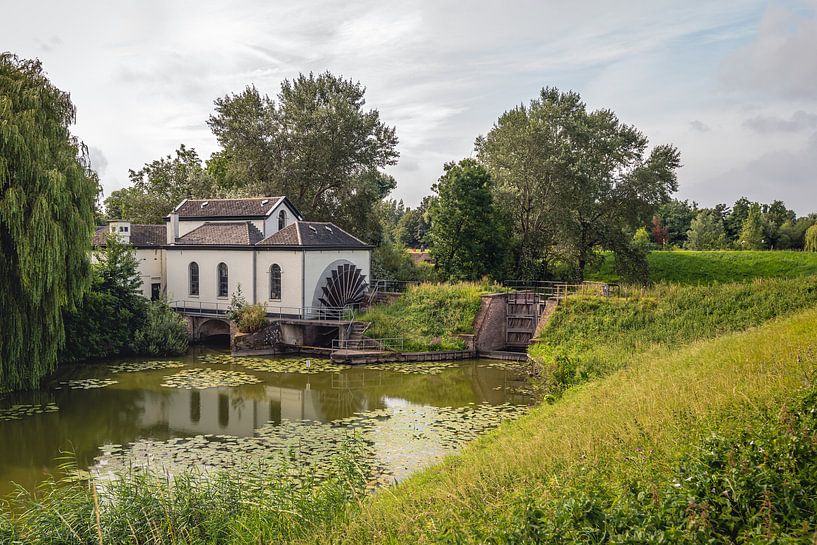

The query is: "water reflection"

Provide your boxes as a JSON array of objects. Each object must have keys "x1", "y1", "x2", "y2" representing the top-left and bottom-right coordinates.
[{"x1": 0, "y1": 350, "x2": 532, "y2": 496}]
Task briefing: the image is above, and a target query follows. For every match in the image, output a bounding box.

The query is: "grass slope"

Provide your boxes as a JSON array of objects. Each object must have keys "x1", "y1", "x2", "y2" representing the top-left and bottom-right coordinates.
[
  {"x1": 358, "y1": 282, "x2": 496, "y2": 351},
  {"x1": 530, "y1": 276, "x2": 817, "y2": 394},
  {"x1": 587, "y1": 250, "x2": 817, "y2": 284},
  {"x1": 310, "y1": 305, "x2": 817, "y2": 544}
]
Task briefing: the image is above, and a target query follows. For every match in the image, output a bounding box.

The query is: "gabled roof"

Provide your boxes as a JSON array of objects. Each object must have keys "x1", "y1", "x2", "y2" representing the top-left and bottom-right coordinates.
[
  {"x1": 93, "y1": 225, "x2": 166, "y2": 248},
  {"x1": 256, "y1": 222, "x2": 369, "y2": 249},
  {"x1": 172, "y1": 197, "x2": 303, "y2": 220},
  {"x1": 175, "y1": 222, "x2": 265, "y2": 246}
]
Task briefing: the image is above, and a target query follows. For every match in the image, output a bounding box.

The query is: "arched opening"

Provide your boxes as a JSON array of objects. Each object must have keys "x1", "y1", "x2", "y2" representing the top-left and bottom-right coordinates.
[
  {"x1": 217, "y1": 262, "x2": 228, "y2": 297},
  {"x1": 270, "y1": 264, "x2": 282, "y2": 300},
  {"x1": 189, "y1": 262, "x2": 199, "y2": 296},
  {"x1": 278, "y1": 209, "x2": 287, "y2": 231},
  {"x1": 197, "y1": 319, "x2": 230, "y2": 345}
]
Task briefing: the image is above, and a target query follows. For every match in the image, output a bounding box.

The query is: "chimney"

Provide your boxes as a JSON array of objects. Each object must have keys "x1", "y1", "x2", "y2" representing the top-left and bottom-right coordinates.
[
  {"x1": 109, "y1": 220, "x2": 131, "y2": 244},
  {"x1": 166, "y1": 213, "x2": 179, "y2": 244}
]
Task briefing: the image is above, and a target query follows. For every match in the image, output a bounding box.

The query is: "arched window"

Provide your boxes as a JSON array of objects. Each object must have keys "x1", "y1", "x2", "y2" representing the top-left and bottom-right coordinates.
[
  {"x1": 217, "y1": 262, "x2": 228, "y2": 297},
  {"x1": 278, "y1": 209, "x2": 287, "y2": 231},
  {"x1": 270, "y1": 264, "x2": 282, "y2": 300},
  {"x1": 189, "y1": 262, "x2": 199, "y2": 296}
]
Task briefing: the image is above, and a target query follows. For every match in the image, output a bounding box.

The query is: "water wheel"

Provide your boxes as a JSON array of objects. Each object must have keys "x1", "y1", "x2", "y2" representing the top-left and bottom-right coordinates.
[{"x1": 318, "y1": 263, "x2": 368, "y2": 309}]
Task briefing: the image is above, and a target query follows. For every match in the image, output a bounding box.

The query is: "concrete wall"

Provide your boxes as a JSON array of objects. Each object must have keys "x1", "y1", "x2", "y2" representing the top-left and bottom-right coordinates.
[
  {"x1": 135, "y1": 248, "x2": 165, "y2": 299},
  {"x1": 262, "y1": 200, "x2": 298, "y2": 236},
  {"x1": 304, "y1": 250, "x2": 372, "y2": 309},
  {"x1": 473, "y1": 293, "x2": 509, "y2": 352}
]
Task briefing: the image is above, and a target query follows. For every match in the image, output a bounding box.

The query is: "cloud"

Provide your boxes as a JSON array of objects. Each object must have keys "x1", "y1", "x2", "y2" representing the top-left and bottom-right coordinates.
[
  {"x1": 689, "y1": 120, "x2": 711, "y2": 132},
  {"x1": 721, "y1": 5, "x2": 817, "y2": 99},
  {"x1": 87, "y1": 146, "x2": 108, "y2": 177},
  {"x1": 743, "y1": 110, "x2": 817, "y2": 132}
]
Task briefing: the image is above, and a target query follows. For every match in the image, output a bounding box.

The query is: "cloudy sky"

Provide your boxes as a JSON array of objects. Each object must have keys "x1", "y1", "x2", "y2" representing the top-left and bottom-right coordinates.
[{"x1": 4, "y1": 0, "x2": 817, "y2": 213}]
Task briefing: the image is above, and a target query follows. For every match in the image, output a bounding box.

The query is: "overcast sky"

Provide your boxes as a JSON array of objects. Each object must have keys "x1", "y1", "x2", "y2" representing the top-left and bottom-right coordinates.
[{"x1": 4, "y1": 0, "x2": 817, "y2": 213}]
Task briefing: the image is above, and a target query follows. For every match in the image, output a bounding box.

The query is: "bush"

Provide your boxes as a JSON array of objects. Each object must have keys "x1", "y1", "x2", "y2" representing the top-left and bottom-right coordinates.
[
  {"x1": 238, "y1": 304, "x2": 268, "y2": 333},
  {"x1": 131, "y1": 299, "x2": 189, "y2": 355}
]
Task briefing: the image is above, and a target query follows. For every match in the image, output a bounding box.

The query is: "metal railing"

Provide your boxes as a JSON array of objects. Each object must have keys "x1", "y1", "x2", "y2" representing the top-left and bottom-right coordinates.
[
  {"x1": 331, "y1": 337, "x2": 405, "y2": 352},
  {"x1": 169, "y1": 300, "x2": 355, "y2": 321},
  {"x1": 501, "y1": 280, "x2": 619, "y2": 298}
]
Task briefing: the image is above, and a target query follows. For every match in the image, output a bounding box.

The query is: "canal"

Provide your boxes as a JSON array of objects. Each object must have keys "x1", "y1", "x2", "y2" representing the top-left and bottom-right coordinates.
[{"x1": 0, "y1": 348, "x2": 534, "y2": 497}]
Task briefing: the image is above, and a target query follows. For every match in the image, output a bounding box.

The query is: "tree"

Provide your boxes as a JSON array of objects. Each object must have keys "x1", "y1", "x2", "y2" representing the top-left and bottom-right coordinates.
[
  {"x1": 656, "y1": 199, "x2": 696, "y2": 247},
  {"x1": 0, "y1": 54, "x2": 98, "y2": 391},
  {"x1": 104, "y1": 145, "x2": 216, "y2": 224},
  {"x1": 685, "y1": 210, "x2": 727, "y2": 250},
  {"x1": 207, "y1": 72, "x2": 399, "y2": 242},
  {"x1": 394, "y1": 197, "x2": 433, "y2": 248},
  {"x1": 427, "y1": 159, "x2": 509, "y2": 280},
  {"x1": 651, "y1": 215, "x2": 669, "y2": 248},
  {"x1": 805, "y1": 224, "x2": 817, "y2": 252},
  {"x1": 478, "y1": 87, "x2": 680, "y2": 280},
  {"x1": 725, "y1": 197, "x2": 753, "y2": 241},
  {"x1": 738, "y1": 204, "x2": 766, "y2": 250},
  {"x1": 61, "y1": 235, "x2": 145, "y2": 362}
]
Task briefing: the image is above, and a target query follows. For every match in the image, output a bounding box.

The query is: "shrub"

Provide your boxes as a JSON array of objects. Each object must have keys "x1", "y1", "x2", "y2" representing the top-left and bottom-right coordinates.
[
  {"x1": 131, "y1": 299, "x2": 189, "y2": 355},
  {"x1": 238, "y1": 304, "x2": 268, "y2": 333}
]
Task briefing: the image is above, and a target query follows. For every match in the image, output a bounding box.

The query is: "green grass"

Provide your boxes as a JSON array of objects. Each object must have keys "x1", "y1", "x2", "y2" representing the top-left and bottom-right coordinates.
[
  {"x1": 530, "y1": 276, "x2": 817, "y2": 395},
  {"x1": 357, "y1": 281, "x2": 498, "y2": 351},
  {"x1": 586, "y1": 250, "x2": 817, "y2": 284},
  {"x1": 305, "y1": 304, "x2": 817, "y2": 544}
]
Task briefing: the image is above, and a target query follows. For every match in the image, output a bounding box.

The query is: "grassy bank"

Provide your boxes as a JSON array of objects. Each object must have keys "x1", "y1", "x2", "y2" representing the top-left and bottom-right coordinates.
[
  {"x1": 530, "y1": 276, "x2": 817, "y2": 394},
  {"x1": 586, "y1": 250, "x2": 817, "y2": 284},
  {"x1": 306, "y1": 304, "x2": 817, "y2": 543},
  {"x1": 358, "y1": 282, "x2": 497, "y2": 351}
]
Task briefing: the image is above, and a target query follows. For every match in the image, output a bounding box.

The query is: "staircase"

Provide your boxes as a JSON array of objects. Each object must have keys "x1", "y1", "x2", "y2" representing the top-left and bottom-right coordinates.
[
  {"x1": 347, "y1": 321, "x2": 371, "y2": 341},
  {"x1": 340, "y1": 321, "x2": 382, "y2": 350}
]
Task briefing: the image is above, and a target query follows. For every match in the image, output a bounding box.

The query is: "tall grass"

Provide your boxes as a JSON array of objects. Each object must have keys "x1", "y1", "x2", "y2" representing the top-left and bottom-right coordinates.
[
  {"x1": 0, "y1": 452, "x2": 367, "y2": 544},
  {"x1": 587, "y1": 250, "x2": 817, "y2": 284},
  {"x1": 358, "y1": 281, "x2": 498, "y2": 351},
  {"x1": 304, "y1": 305, "x2": 817, "y2": 543},
  {"x1": 530, "y1": 276, "x2": 817, "y2": 394}
]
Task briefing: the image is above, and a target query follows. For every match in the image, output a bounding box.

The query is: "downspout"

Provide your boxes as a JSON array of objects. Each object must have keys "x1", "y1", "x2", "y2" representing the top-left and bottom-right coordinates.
[
  {"x1": 301, "y1": 250, "x2": 306, "y2": 318},
  {"x1": 252, "y1": 248, "x2": 257, "y2": 304}
]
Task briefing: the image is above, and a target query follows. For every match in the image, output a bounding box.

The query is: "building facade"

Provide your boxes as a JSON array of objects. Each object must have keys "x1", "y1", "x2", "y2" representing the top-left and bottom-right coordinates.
[{"x1": 94, "y1": 197, "x2": 372, "y2": 317}]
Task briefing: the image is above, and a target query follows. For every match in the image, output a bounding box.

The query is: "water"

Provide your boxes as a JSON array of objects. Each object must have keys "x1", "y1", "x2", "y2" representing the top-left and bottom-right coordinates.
[{"x1": 0, "y1": 348, "x2": 534, "y2": 497}]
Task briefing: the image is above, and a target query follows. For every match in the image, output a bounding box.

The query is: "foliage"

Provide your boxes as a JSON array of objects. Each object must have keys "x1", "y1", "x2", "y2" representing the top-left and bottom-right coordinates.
[
  {"x1": 0, "y1": 452, "x2": 366, "y2": 544},
  {"x1": 61, "y1": 235, "x2": 146, "y2": 362},
  {"x1": 306, "y1": 304, "x2": 817, "y2": 544},
  {"x1": 529, "y1": 276, "x2": 817, "y2": 395},
  {"x1": 738, "y1": 203, "x2": 766, "y2": 249},
  {"x1": 476, "y1": 87, "x2": 680, "y2": 280},
  {"x1": 588, "y1": 250, "x2": 817, "y2": 284},
  {"x1": 650, "y1": 215, "x2": 668, "y2": 247},
  {"x1": 237, "y1": 303, "x2": 268, "y2": 334},
  {"x1": 684, "y1": 209, "x2": 727, "y2": 250},
  {"x1": 394, "y1": 197, "x2": 432, "y2": 248},
  {"x1": 225, "y1": 285, "x2": 248, "y2": 322},
  {"x1": 104, "y1": 145, "x2": 218, "y2": 223},
  {"x1": 656, "y1": 198, "x2": 696, "y2": 246},
  {"x1": 131, "y1": 299, "x2": 189, "y2": 355},
  {"x1": 371, "y1": 241, "x2": 437, "y2": 282},
  {"x1": 805, "y1": 224, "x2": 817, "y2": 252},
  {"x1": 0, "y1": 54, "x2": 98, "y2": 392},
  {"x1": 358, "y1": 282, "x2": 496, "y2": 351},
  {"x1": 427, "y1": 159, "x2": 509, "y2": 280},
  {"x1": 208, "y1": 71, "x2": 399, "y2": 242}
]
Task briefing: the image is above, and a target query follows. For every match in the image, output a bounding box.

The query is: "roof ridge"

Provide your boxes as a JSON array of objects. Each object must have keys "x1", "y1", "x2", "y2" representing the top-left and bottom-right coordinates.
[{"x1": 184, "y1": 196, "x2": 283, "y2": 201}]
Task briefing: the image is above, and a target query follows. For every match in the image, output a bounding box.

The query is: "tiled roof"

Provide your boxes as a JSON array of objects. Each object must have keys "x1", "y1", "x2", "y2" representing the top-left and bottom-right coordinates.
[
  {"x1": 93, "y1": 225, "x2": 166, "y2": 248},
  {"x1": 176, "y1": 222, "x2": 265, "y2": 245},
  {"x1": 256, "y1": 222, "x2": 369, "y2": 248},
  {"x1": 174, "y1": 197, "x2": 284, "y2": 218}
]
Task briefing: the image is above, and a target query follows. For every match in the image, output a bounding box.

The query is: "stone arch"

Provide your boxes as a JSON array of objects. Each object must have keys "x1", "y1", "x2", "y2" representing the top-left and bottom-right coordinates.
[{"x1": 196, "y1": 318, "x2": 231, "y2": 344}]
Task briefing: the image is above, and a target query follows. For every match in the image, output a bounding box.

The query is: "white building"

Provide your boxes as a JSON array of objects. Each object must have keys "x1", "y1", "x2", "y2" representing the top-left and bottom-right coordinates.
[{"x1": 94, "y1": 197, "x2": 372, "y2": 317}]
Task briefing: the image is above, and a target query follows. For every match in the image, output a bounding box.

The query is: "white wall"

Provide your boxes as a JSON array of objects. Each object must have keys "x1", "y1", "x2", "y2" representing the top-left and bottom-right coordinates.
[
  {"x1": 304, "y1": 249, "x2": 371, "y2": 309},
  {"x1": 135, "y1": 248, "x2": 165, "y2": 299},
  {"x1": 254, "y1": 250, "x2": 303, "y2": 311},
  {"x1": 262, "y1": 200, "x2": 299, "y2": 236},
  {"x1": 165, "y1": 248, "x2": 254, "y2": 309}
]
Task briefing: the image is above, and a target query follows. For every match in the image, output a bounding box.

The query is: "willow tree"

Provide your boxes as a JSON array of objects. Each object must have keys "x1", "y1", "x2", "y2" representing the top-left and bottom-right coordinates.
[
  {"x1": 0, "y1": 54, "x2": 98, "y2": 391},
  {"x1": 806, "y1": 224, "x2": 817, "y2": 252}
]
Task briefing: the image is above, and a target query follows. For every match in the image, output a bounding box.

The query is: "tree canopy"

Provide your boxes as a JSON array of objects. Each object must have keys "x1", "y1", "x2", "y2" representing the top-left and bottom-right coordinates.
[
  {"x1": 477, "y1": 87, "x2": 680, "y2": 280},
  {"x1": 0, "y1": 54, "x2": 98, "y2": 391}
]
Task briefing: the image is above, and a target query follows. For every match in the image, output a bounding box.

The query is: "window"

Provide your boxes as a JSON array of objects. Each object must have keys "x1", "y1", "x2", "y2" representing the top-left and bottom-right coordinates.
[
  {"x1": 189, "y1": 262, "x2": 199, "y2": 296},
  {"x1": 270, "y1": 264, "x2": 282, "y2": 300},
  {"x1": 278, "y1": 209, "x2": 287, "y2": 230},
  {"x1": 217, "y1": 262, "x2": 228, "y2": 297},
  {"x1": 118, "y1": 226, "x2": 128, "y2": 232}
]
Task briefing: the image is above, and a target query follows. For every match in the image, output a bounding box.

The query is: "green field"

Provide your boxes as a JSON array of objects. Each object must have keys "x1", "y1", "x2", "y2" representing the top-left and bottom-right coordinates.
[{"x1": 586, "y1": 250, "x2": 817, "y2": 284}]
